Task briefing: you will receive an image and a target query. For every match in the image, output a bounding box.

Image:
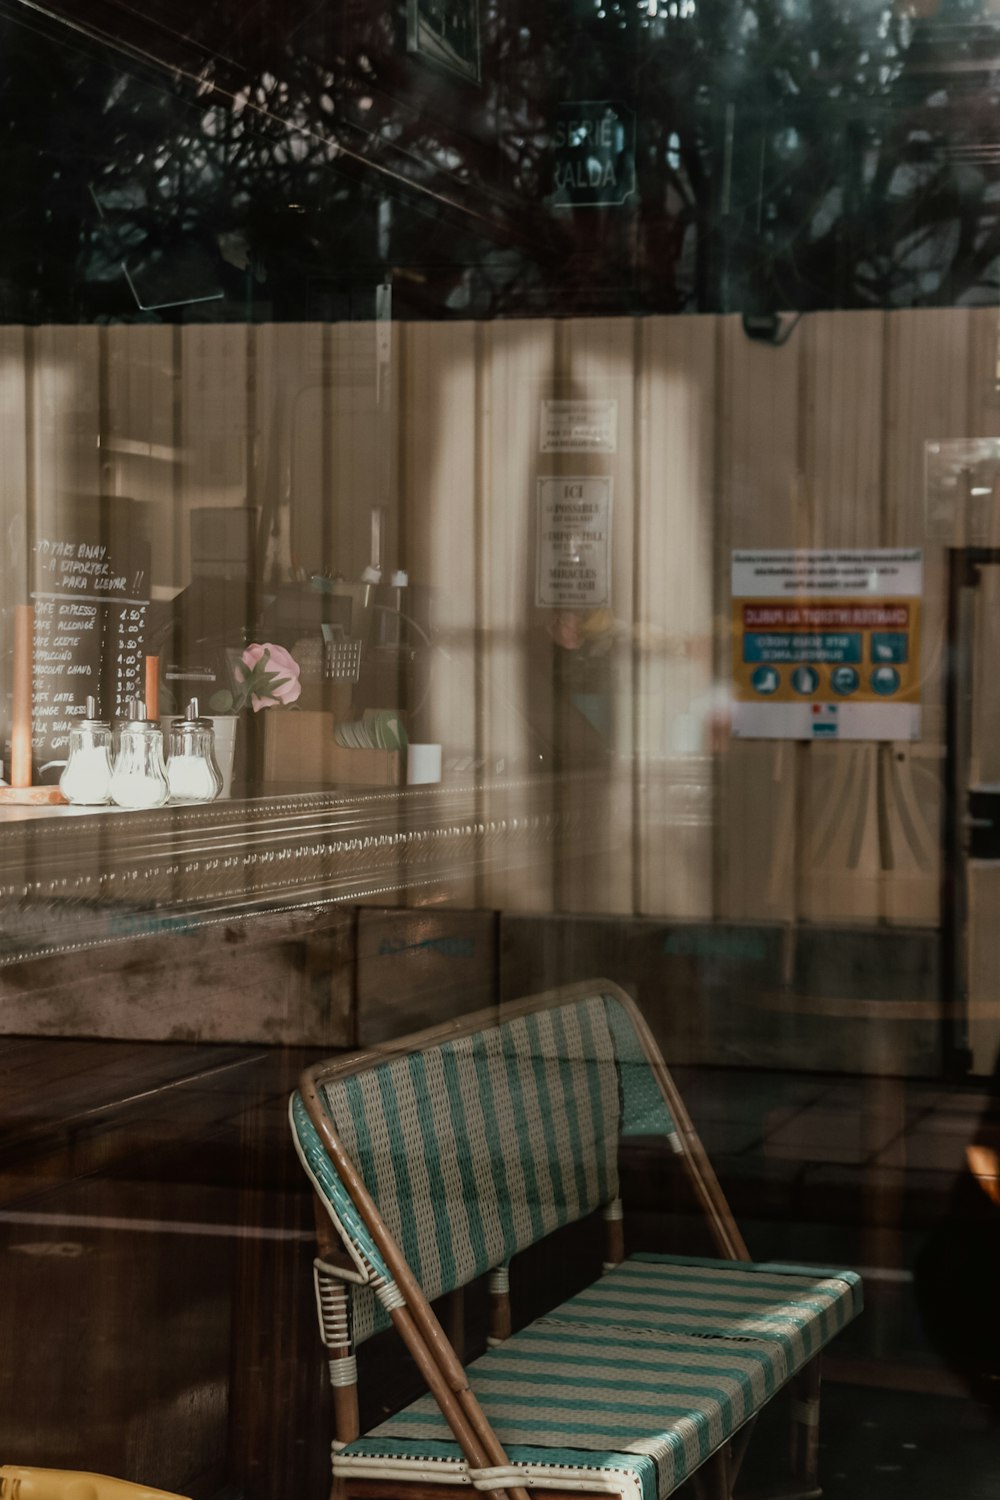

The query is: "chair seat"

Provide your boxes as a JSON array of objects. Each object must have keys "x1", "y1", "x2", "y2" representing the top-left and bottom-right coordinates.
[{"x1": 335, "y1": 1253, "x2": 862, "y2": 1500}]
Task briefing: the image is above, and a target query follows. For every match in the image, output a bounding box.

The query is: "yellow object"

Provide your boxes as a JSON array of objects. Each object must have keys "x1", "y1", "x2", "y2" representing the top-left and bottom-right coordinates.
[
  {"x1": 966, "y1": 1144, "x2": 1000, "y2": 1207},
  {"x1": 0, "y1": 1470, "x2": 188, "y2": 1500},
  {"x1": 580, "y1": 607, "x2": 616, "y2": 641}
]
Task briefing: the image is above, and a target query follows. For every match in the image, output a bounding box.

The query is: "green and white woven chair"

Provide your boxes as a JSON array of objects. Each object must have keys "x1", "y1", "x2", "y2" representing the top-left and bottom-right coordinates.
[{"x1": 290, "y1": 980, "x2": 861, "y2": 1500}]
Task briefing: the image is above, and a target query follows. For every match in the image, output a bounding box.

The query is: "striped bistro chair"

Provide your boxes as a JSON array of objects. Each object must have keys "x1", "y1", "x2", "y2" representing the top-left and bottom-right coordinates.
[{"x1": 290, "y1": 980, "x2": 861, "y2": 1500}]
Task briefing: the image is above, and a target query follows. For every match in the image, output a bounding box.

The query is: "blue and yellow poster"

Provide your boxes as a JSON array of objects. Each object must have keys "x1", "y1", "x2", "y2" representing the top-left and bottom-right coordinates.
[{"x1": 731, "y1": 549, "x2": 922, "y2": 741}]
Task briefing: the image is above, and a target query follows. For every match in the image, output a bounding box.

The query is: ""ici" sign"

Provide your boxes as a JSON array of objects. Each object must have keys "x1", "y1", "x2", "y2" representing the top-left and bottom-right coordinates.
[{"x1": 549, "y1": 101, "x2": 636, "y2": 209}]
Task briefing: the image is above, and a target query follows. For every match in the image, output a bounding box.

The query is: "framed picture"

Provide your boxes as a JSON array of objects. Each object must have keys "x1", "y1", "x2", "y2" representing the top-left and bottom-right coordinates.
[{"x1": 407, "y1": 0, "x2": 480, "y2": 83}]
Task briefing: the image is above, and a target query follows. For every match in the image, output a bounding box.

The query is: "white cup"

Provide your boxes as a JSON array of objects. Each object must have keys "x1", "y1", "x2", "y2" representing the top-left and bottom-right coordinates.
[{"x1": 407, "y1": 742, "x2": 442, "y2": 785}]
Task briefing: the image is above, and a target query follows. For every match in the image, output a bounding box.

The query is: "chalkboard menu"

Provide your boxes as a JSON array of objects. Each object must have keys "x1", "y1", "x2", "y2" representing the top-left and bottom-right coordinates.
[{"x1": 29, "y1": 498, "x2": 151, "y2": 779}]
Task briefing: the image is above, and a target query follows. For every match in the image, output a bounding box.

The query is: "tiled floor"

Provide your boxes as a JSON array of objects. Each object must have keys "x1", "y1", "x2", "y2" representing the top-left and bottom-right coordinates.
[
  {"x1": 736, "y1": 1382, "x2": 999, "y2": 1500},
  {"x1": 674, "y1": 1062, "x2": 998, "y2": 1239}
]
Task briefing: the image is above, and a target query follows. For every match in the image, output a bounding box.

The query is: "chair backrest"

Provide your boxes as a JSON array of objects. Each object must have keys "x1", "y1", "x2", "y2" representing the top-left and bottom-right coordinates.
[{"x1": 291, "y1": 983, "x2": 677, "y2": 1344}]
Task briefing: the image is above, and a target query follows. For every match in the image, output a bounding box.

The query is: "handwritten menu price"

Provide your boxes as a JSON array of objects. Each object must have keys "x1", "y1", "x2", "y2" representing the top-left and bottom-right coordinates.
[
  {"x1": 111, "y1": 602, "x2": 148, "y2": 715},
  {"x1": 29, "y1": 519, "x2": 150, "y2": 775}
]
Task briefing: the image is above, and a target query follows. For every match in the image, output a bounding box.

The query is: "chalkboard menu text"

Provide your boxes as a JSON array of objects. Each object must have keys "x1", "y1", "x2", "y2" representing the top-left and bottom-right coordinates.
[{"x1": 28, "y1": 500, "x2": 150, "y2": 777}]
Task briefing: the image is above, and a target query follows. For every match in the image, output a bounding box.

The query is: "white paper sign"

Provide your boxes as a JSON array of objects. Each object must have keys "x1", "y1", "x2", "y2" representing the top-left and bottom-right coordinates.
[
  {"x1": 540, "y1": 399, "x2": 617, "y2": 454},
  {"x1": 536, "y1": 477, "x2": 612, "y2": 607},
  {"x1": 731, "y1": 549, "x2": 923, "y2": 599}
]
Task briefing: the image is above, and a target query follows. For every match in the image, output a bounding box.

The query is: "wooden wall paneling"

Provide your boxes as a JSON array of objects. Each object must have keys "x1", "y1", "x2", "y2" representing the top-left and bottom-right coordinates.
[
  {"x1": 964, "y1": 306, "x2": 1000, "y2": 460},
  {"x1": 172, "y1": 324, "x2": 249, "y2": 898},
  {"x1": 254, "y1": 321, "x2": 401, "y2": 881},
  {"x1": 554, "y1": 317, "x2": 636, "y2": 916},
  {"x1": 402, "y1": 321, "x2": 478, "y2": 754},
  {"x1": 324, "y1": 318, "x2": 388, "y2": 579},
  {"x1": 716, "y1": 315, "x2": 803, "y2": 922},
  {"x1": 328, "y1": 318, "x2": 405, "y2": 902},
  {"x1": 103, "y1": 325, "x2": 179, "y2": 595},
  {"x1": 476, "y1": 319, "x2": 559, "y2": 912},
  {"x1": 883, "y1": 308, "x2": 971, "y2": 800},
  {"x1": 881, "y1": 310, "x2": 972, "y2": 926},
  {"x1": 400, "y1": 320, "x2": 481, "y2": 906},
  {"x1": 6, "y1": 308, "x2": 987, "y2": 932},
  {"x1": 798, "y1": 311, "x2": 884, "y2": 923},
  {"x1": 178, "y1": 323, "x2": 248, "y2": 589},
  {"x1": 102, "y1": 326, "x2": 177, "y2": 896},
  {"x1": 31, "y1": 325, "x2": 102, "y2": 545},
  {"x1": 633, "y1": 315, "x2": 716, "y2": 919},
  {"x1": 252, "y1": 324, "x2": 380, "y2": 821},
  {"x1": 252, "y1": 323, "x2": 325, "y2": 583},
  {"x1": 0, "y1": 327, "x2": 29, "y2": 758},
  {"x1": 29, "y1": 327, "x2": 103, "y2": 793}
]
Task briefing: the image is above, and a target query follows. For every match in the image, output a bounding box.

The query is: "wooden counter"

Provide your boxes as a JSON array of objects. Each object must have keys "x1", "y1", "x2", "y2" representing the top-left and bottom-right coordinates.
[{"x1": 0, "y1": 773, "x2": 621, "y2": 1042}]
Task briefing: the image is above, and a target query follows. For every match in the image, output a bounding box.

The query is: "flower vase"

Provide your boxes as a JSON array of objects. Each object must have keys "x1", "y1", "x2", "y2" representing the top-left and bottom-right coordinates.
[{"x1": 208, "y1": 716, "x2": 238, "y2": 798}]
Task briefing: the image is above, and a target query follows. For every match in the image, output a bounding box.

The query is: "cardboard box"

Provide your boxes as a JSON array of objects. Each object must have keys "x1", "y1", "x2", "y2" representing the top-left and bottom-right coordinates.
[{"x1": 263, "y1": 711, "x2": 401, "y2": 788}]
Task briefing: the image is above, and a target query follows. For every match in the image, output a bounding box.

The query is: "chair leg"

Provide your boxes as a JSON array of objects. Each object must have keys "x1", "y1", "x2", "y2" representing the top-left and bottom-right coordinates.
[
  {"x1": 790, "y1": 1356, "x2": 822, "y2": 1497},
  {"x1": 602, "y1": 1197, "x2": 625, "y2": 1270},
  {"x1": 729, "y1": 1416, "x2": 756, "y2": 1489},
  {"x1": 691, "y1": 1447, "x2": 731, "y2": 1500},
  {"x1": 487, "y1": 1265, "x2": 512, "y2": 1346}
]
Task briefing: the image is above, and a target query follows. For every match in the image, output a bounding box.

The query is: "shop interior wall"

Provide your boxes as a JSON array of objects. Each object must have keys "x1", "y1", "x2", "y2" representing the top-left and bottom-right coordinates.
[{"x1": 3, "y1": 310, "x2": 999, "y2": 1067}]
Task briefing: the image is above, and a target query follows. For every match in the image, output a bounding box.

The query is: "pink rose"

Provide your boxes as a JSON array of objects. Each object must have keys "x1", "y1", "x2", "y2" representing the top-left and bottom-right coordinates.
[{"x1": 240, "y1": 642, "x2": 302, "y2": 711}]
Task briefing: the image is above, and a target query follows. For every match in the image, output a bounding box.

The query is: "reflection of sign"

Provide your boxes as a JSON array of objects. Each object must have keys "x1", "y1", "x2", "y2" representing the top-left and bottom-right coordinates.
[
  {"x1": 541, "y1": 399, "x2": 617, "y2": 454},
  {"x1": 549, "y1": 101, "x2": 636, "y2": 208},
  {"x1": 731, "y1": 549, "x2": 922, "y2": 741},
  {"x1": 407, "y1": 0, "x2": 480, "y2": 81},
  {"x1": 536, "y1": 477, "x2": 612, "y2": 608}
]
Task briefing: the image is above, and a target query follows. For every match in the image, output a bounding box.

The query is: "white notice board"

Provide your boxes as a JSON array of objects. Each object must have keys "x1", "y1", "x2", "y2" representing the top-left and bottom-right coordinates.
[
  {"x1": 540, "y1": 399, "x2": 617, "y2": 454},
  {"x1": 536, "y1": 477, "x2": 612, "y2": 608}
]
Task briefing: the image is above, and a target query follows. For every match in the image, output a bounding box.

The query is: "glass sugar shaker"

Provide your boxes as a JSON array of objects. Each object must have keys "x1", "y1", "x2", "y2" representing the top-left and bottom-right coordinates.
[
  {"x1": 109, "y1": 699, "x2": 169, "y2": 809},
  {"x1": 59, "y1": 696, "x2": 113, "y2": 806},
  {"x1": 166, "y1": 698, "x2": 223, "y2": 804}
]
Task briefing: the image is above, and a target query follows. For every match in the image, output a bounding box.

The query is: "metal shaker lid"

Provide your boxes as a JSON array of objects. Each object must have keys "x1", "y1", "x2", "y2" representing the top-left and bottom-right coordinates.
[
  {"x1": 77, "y1": 694, "x2": 110, "y2": 731},
  {"x1": 170, "y1": 697, "x2": 215, "y2": 732}
]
